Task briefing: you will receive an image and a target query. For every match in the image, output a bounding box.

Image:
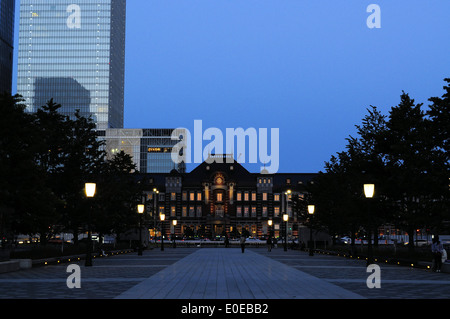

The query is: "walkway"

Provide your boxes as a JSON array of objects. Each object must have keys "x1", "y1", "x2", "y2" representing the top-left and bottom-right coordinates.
[
  {"x1": 1, "y1": 247, "x2": 450, "y2": 299},
  {"x1": 116, "y1": 248, "x2": 363, "y2": 299}
]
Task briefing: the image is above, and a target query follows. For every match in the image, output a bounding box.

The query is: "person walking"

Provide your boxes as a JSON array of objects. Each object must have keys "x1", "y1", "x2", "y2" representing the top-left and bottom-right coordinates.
[
  {"x1": 432, "y1": 236, "x2": 444, "y2": 272},
  {"x1": 240, "y1": 235, "x2": 246, "y2": 253},
  {"x1": 267, "y1": 236, "x2": 272, "y2": 252},
  {"x1": 224, "y1": 234, "x2": 230, "y2": 248}
]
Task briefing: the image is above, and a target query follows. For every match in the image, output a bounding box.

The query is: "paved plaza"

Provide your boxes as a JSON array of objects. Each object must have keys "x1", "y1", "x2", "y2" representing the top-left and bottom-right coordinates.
[{"x1": 0, "y1": 247, "x2": 449, "y2": 299}]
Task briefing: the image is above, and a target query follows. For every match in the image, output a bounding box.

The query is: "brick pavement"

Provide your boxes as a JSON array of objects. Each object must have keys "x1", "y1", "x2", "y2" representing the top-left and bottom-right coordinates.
[
  {"x1": 253, "y1": 248, "x2": 450, "y2": 299},
  {"x1": 116, "y1": 248, "x2": 363, "y2": 299},
  {"x1": 0, "y1": 247, "x2": 449, "y2": 299},
  {"x1": 0, "y1": 248, "x2": 197, "y2": 299}
]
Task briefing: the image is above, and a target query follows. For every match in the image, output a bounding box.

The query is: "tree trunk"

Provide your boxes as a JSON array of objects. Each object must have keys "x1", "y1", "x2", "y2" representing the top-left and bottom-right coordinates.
[{"x1": 408, "y1": 230, "x2": 415, "y2": 253}]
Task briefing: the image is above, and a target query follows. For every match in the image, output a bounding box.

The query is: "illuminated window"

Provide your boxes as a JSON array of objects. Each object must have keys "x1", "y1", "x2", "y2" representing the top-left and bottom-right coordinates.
[
  {"x1": 274, "y1": 207, "x2": 280, "y2": 217},
  {"x1": 182, "y1": 206, "x2": 187, "y2": 217},
  {"x1": 171, "y1": 192, "x2": 176, "y2": 201},
  {"x1": 262, "y1": 193, "x2": 268, "y2": 201},
  {"x1": 244, "y1": 206, "x2": 249, "y2": 218},
  {"x1": 197, "y1": 192, "x2": 202, "y2": 201},
  {"x1": 190, "y1": 192, "x2": 195, "y2": 201},
  {"x1": 237, "y1": 192, "x2": 242, "y2": 201},
  {"x1": 251, "y1": 206, "x2": 256, "y2": 217},
  {"x1": 217, "y1": 193, "x2": 223, "y2": 202},
  {"x1": 251, "y1": 192, "x2": 256, "y2": 201},
  {"x1": 262, "y1": 206, "x2": 268, "y2": 217},
  {"x1": 171, "y1": 206, "x2": 176, "y2": 217},
  {"x1": 182, "y1": 192, "x2": 187, "y2": 201},
  {"x1": 274, "y1": 194, "x2": 280, "y2": 201},
  {"x1": 244, "y1": 192, "x2": 249, "y2": 201}
]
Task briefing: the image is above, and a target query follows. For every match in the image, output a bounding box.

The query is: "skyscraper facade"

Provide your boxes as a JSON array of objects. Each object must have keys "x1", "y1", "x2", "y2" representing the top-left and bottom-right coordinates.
[
  {"x1": 100, "y1": 128, "x2": 187, "y2": 174},
  {"x1": 17, "y1": 0, "x2": 126, "y2": 129},
  {"x1": 0, "y1": 0, "x2": 15, "y2": 94}
]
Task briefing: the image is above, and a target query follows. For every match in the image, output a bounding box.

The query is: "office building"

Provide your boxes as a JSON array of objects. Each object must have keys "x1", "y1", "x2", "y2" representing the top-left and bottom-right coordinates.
[
  {"x1": 101, "y1": 128, "x2": 186, "y2": 173},
  {"x1": 17, "y1": 0, "x2": 126, "y2": 129},
  {"x1": 0, "y1": 0, "x2": 15, "y2": 94}
]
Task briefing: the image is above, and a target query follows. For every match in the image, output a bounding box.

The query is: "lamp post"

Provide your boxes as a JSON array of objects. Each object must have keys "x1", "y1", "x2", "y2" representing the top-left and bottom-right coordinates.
[
  {"x1": 364, "y1": 184, "x2": 375, "y2": 266},
  {"x1": 268, "y1": 219, "x2": 273, "y2": 237},
  {"x1": 283, "y1": 190, "x2": 291, "y2": 252},
  {"x1": 283, "y1": 214, "x2": 289, "y2": 251},
  {"x1": 84, "y1": 183, "x2": 96, "y2": 267},
  {"x1": 137, "y1": 204, "x2": 144, "y2": 256},
  {"x1": 160, "y1": 213, "x2": 165, "y2": 251},
  {"x1": 308, "y1": 205, "x2": 315, "y2": 256},
  {"x1": 153, "y1": 188, "x2": 159, "y2": 246},
  {"x1": 172, "y1": 219, "x2": 177, "y2": 248}
]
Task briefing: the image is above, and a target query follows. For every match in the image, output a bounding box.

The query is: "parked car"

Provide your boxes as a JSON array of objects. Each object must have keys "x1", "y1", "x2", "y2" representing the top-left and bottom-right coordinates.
[{"x1": 403, "y1": 239, "x2": 429, "y2": 247}]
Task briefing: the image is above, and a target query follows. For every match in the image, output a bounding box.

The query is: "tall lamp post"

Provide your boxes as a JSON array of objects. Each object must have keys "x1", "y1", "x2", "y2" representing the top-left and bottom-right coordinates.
[
  {"x1": 84, "y1": 183, "x2": 96, "y2": 267},
  {"x1": 137, "y1": 204, "x2": 144, "y2": 256},
  {"x1": 308, "y1": 205, "x2": 315, "y2": 256},
  {"x1": 153, "y1": 188, "x2": 159, "y2": 246},
  {"x1": 364, "y1": 184, "x2": 375, "y2": 265},
  {"x1": 283, "y1": 214, "x2": 289, "y2": 251},
  {"x1": 283, "y1": 190, "x2": 291, "y2": 252},
  {"x1": 268, "y1": 219, "x2": 273, "y2": 237},
  {"x1": 172, "y1": 219, "x2": 177, "y2": 248},
  {"x1": 160, "y1": 213, "x2": 165, "y2": 251}
]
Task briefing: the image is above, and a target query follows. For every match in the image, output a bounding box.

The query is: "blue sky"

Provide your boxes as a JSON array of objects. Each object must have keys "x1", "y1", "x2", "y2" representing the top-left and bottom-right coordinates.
[{"x1": 12, "y1": 0, "x2": 450, "y2": 173}]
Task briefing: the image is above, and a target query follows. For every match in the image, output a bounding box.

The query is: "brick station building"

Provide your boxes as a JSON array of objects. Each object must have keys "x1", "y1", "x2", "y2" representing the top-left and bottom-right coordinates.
[{"x1": 141, "y1": 154, "x2": 317, "y2": 240}]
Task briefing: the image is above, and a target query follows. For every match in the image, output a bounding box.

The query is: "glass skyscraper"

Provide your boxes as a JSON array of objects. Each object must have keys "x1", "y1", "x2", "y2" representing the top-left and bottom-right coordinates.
[
  {"x1": 0, "y1": 0, "x2": 15, "y2": 94},
  {"x1": 17, "y1": 0, "x2": 126, "y2": 129},
  {"x1": 101, "y1": 128, "x2": 187, "y2": 173}
]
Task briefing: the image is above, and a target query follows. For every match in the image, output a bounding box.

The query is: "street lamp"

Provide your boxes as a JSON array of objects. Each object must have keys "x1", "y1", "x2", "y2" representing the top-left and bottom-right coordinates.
[
  {"x1": 364, "y1": 184, "x2": 375, "y2": 265},
  {"x1": 160, "y1": 213, "x2": 165, "y2": 251},
  {"x1": 172, "y1": 219, "x2": 177, "y2": 248},
  {"x1": 153, "y1": 188, "x2": 159, "y2": 246},
  {"x1": 364, "y1": 184, "x2": 375, "y2": 198},
  {"x1": 308, "y1": 205, "x2": 315, "y2": 256},
  {"x1": 137, "y1": 204, "x2": 144, "y2": 256},
  {"x1": 84, "y1": 183, "x2": 96, "y2": 267},
  {"x1": 283, "y1": 214, "x2": 289, "y2": 251},
  {"x1": 282, "y1": 190, "x2": 292, "y2": 252}
]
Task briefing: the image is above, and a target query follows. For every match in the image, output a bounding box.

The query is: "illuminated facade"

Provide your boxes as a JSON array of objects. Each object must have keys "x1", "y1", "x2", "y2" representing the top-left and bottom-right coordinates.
[
  {"x1": 141, "y1": 155, "x2": 317, "y2": 239},
  {"x1": 101, "y1": 128, "x2": 186, "y2": 173},
  {"x1": 0, "y1": 0, "x2": 15, "y2": 94},
  {"x1": 17, "y1": 0, "x2": 126, "y2": 129}
]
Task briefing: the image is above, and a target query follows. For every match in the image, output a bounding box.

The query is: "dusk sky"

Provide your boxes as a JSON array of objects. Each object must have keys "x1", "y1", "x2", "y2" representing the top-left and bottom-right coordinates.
[{"x1": 12, "y1": 0, "x2": 450, "y2": 173}]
